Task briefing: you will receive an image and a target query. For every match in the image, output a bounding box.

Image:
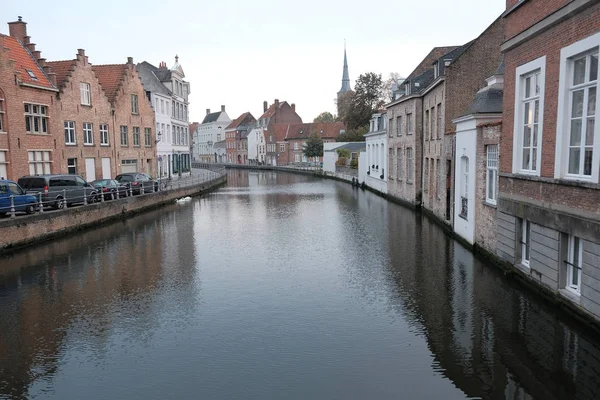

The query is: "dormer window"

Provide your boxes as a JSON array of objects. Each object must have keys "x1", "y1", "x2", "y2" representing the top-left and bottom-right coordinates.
[
  {"x1": 434, "y1": 62, "x2": 439, "y2": 79},
  {"x1": 404, "y1": 83, "x2": 411, "y2": 95},
  {"x1": 26, "y1": 69, "x2": 38, "y2": 81}
]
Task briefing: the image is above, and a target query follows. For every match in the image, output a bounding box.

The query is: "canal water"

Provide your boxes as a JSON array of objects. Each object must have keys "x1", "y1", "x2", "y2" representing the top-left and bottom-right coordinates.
[{"x1": 0, "y1": 170, "x2": 599, "y2": 400}]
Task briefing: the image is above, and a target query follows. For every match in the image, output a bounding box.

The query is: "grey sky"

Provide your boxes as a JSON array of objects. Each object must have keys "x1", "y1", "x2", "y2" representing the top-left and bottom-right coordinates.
[{"x1": 3, "y1": 0, "x2": 505, "y2": 123}]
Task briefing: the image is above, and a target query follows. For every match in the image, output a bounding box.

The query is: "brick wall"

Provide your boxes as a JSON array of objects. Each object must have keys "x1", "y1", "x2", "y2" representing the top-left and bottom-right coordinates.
[
  {"x1": 505, "y1": 0, "x2": 572, "y2": 40},
  {"x1": 386, "y1": 97, "x2": 422, "y2": 205},
  {"x1": 0, "y1": 44, "x2": 60, "y2": 180},
  {"x1": 474, "y1": 123, "x2": 501, "y2": 254},
  {"x1": 112, "y1": 62, "x2": 156, "y2": 175},
  {"x1": 55, "y1": 50, "x2": 114, "y2": 181}
]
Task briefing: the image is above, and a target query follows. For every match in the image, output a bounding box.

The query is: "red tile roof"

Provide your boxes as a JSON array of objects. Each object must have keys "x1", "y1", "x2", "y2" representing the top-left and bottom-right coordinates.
[
  {"x1": 189, "y1": 122, "x2": 199, "y2": 134},
  {"x1": 406, "y1": 46, "x2": 459, "y2": 81},
  {"x1": 284, "y1": 122, "x2": 346, "y2": 140},
  {"x1": 47, "y1": 60, "x2": 76, "y2": 88},
  {"x1": 259, "y1": 101, "x2": 290, "y2": 119},
  {"x1": 225, "y1": 112, "x2": 255, "y2": 130},
  {"x1": 0, "y1": 34, "x2": 55, "y2": 90},
  {"x1": 91, "y1": 64, "x2": 128, "y2": 103}
]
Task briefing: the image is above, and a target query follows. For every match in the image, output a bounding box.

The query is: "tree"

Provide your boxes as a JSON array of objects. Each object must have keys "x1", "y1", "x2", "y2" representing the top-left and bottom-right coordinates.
[
  {"x1": 303, "y1": 133, "x2": 324, "y2": 159},
  {"x1": 336, "y1": 125, "x2": 368, "y2": 142},
  {"x1": 382, "y1": 72, "x2": 401, "y2": 102},
  {"x1": 313, "y1": 111, "x2": 335, "y2": 123},
  {"x1": 341, "y1": 73, "x2": 384, "y2": 130}
]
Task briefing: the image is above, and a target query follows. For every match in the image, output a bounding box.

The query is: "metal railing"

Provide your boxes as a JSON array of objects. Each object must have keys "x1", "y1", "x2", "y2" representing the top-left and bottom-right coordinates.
[{"x1": 0, "y1": 167, "x2": 226, "y2": 220}]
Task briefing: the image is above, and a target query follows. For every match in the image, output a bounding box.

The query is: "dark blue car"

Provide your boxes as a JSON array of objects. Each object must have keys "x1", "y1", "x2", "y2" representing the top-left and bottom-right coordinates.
[{"x1": 0, "y1": 180, "x2": 38, "y2": 216}]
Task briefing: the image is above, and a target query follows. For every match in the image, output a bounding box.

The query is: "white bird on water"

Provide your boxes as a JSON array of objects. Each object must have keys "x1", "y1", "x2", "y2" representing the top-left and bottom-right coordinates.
[{"x1": 175, "y1": 196, "x2": 192, "y2": 203}]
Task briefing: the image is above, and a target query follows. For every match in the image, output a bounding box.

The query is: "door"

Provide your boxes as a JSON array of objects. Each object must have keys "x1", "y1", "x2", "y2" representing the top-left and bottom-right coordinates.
[
  {"x1": 121, "y1": 160, "x2": 138, "y2": 173},
  {"x1": 85, "y1": 158, "x2": 96, "y2": 182},
  {"x1": 101, "y1": 158, "x2": 111, "y2": 179}
]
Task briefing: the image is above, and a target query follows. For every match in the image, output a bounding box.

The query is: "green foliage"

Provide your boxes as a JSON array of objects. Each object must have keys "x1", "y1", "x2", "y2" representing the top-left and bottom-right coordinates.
[
  {"x1": 313, "y1": 111, "x2": 335, "y2": 123},
  {"x1": 350, "y1": 158, "x2": 358, "y2": 169},
  {"x1": 336, "y1": 157, "x2": 348, "y2": 166},
  {"x1": 336, "y1": 125, "x2": 368, "y2": 142},
  {"x1": 341, "y1": 72, "x2": 384, "y2": 130},
  {"x1": 303, "y1": 133, "x2": 324, "y2": 158},
  {"x1": 336, "y1": 148, "x2": 351, "y2": 159}
]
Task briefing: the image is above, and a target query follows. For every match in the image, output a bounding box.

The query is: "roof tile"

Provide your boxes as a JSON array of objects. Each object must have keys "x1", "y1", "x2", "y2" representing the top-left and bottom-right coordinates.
[
  {"x1": 91, "y1": 64, "x2": 128, "y2": 103},
  {"x1": 0, "y1": 34, "x2": 55, "y2": 90},
  {"x1": 47, "y1": 60, "x2": 76, "y2": 88}
]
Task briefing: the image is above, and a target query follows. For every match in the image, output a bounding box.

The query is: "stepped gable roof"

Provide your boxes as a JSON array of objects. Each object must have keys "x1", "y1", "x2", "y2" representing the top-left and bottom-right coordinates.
[
  {"x1": 46, "y1": 60, "x2": 76, "y2": 88},
  {"x1": 226, "y1": 112, "x2": 255, "y2": 130},
  {"x1": 0, "y1": 34, "x2": 55, "y2": 90},
  {"x1": 284, "y1": 122, "x2": 346, "y2": 140},
  {"x1": 202, "y1": 111, "x2": 223, "y2": 124},
  {"x1": 91, "y1": 64, "x2": 128, "y2": 103}
]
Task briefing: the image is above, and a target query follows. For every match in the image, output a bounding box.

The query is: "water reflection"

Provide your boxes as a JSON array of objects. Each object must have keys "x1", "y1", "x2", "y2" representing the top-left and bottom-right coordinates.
[{"x1": 0, "y1": 170, "x2": 598, "y2": 399}]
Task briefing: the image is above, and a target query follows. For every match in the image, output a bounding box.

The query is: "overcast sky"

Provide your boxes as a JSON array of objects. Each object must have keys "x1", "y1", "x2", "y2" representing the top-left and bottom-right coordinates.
[{"x1": 3, "y1": 0, "x2": 505, "y2": 123}]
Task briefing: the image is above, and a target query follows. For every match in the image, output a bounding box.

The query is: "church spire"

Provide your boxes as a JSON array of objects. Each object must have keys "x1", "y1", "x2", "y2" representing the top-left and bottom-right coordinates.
[{"x1": 339, "y1": 42, "x2": 351, "y2": 94}]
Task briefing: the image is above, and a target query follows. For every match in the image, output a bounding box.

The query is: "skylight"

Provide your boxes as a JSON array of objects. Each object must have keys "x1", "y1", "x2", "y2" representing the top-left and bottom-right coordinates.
[{"x1": 26, "y1": 69, "x2": 38, "y2": 81}]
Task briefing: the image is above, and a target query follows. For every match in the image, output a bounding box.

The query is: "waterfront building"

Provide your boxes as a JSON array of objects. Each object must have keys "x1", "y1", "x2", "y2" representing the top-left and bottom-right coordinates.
[
  {"x1": 225, "y1": 112, "x2": 255, "y2": 164},
  {"x1": 497, "y1": 0, "x2": 600, "y2": 320},
  {"x1": 247, "y1": 127, "x2": 266, "y2": 165},
  {"x1": 364, "y1": 111, "x2": 388, "y2": 194},
  {"x1": 281, "y1": 122, "x2": 346, "y2": 165},
  {"x1": 193, "y1": 106, "x2": 230, "y2": 163},
  {"x1": 261, "y1": 100, "x2": 302, "y2": 166}
]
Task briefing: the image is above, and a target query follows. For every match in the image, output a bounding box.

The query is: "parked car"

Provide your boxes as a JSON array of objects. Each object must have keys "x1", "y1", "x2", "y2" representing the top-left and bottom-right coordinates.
[
  {"x1": 115, "y1": 173, "x2": 158, "y2": 195},
  {"x1": 0, "y1": 180, "x2": 38, "y2": 215},
  {"x1": 17, "y1": 174, "x2": 98, "y2": 209},
  {"x1": 90, "y1": 179, "x2": 130, "y2": 200}
]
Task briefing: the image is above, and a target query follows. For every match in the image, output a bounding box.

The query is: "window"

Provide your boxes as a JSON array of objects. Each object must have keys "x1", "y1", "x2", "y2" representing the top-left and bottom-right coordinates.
[
  {"x1": 0, "y1": 98, "x2": 4, "y2": 132},
  {"x1": 514, "y1": 57, "x2": 546, "y2": 174},
  {"x1": 405, "y1": 83, "x2": 411, "y2": 96},
  {"x1": 64, "y1": 121, "x2": 76, "y2": 144},
  {"x1": 566, "y1": 235, "x2": 583, "y2": 294},
  {"x1": 133, "y1": 127, "x2": 140, "y2": 146},
  {"x1": 131, "y1": 94, "x2": 139, "y2": 114},
  {"x1": 430, "y1": 108, "x2": 435, "y2": 140},
  {"x1": 407, "y1": 113, "x2": 413, "y2": 134},
  {"x1": 436, "y1": 159, "x2": 442, "y2": 198},
  {"x1": 184, "y1": 105, "x2": 188, "y2": 121},
  {"x1": 26, "y1": 69, "x2": 38, "y2": 80},
  {"x1": 120, "y1": 125, "x2": 128, "y2": 146},
  {"x1": 437, "y1": 104, "x2": 442, "y2": 139},
  {"x1": 172, "y1": 101, "x2": 175, "y2": 118},
  {"x1": 80, "y1": 82, "x2": 91, "y2": 105},
  {"x1": 396, "y1": 116, "x2": 402, "y2": 136},
  {"x1": 100, "y1": 124, "x2": 109, "y2": 145},
  {"x1": 294, "y1": 142, "x2": 299, "y2": 150},
  {"x1": 521, "y1": 219, "x2": 531, "y2": 267},
  {"x1": 425, "y1": 110, "x2": 429, "y2": 140},
  {"x1": 406, "y1": 147, "x2": 414, "y2": 182},
  {"x1": 280, "y1": 144, "x2": 285, "y2": 152},
  {"x1": 167, "y1": 125, "x2": 171, "y2": 144},
  {"x1": 388, "y1": 148, "x2": 394, "y2": 178},
  {"x1": 424, "y1": 158, "x2": 429, "y2": 191},
  {"x1": 459, "y1": 156, "x2": 469, "y2": 219},
  {"x1": 144, "y1": 128, "x2": 152, "y2": 146},
  {"x1": 161, "y1": 99, "x2": 165, "y2": 114},
  {"x1": 28, "y1": 151, "x2": 51, "y2": 175},
  {"x1": 25, "y1": 103, "x2": 48, "y2": 134},
  {"x1": 389, "y1": 119, "x2": 394, "y2": 137},
  {"x1": 0, "y1": 151, "x2": 7, "y2": 180},
  {"x1": 67, "y1": 158, "x2": 77, "y2": 174},
  {"x1": 83, "y1": 122, "x2": 93, "y2": 145},
  {"x1": 485, "y1": 145, "x2": 499, "y2": 204}
]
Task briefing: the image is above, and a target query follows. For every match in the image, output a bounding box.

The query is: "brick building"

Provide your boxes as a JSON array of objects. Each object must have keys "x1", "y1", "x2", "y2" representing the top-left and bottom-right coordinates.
[
  {"x1": 281, "y1": 122, "x2": 345, "y2": 164},
  {"x1": 497, "y1": 0, "x2": 600, "y2": 320},
  {"x1": 0, "y1": 17, "x2": 60, "y2": 180},
  {"x1": 92, "y1": 58, "x2": 156, "y2": 176},
  {"x1": 422, "y1": 17, "x2": 504, "y2": 227},
  {"x1": 47, "y1": 49, "x2": 115, "y2": 181},
  {"x1": 225, "y1": 112, "x2": 255, "y2": 164},
  {"x1": 386, "y1": 47, "x2": 458, "y2": 208},
  {"x1": 260, "y1": 100, "x2": 302, "y2": 166}
]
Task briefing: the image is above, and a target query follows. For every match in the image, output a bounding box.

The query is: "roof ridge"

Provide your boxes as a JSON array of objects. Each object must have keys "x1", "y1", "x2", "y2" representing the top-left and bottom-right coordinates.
[{"x1": 12, "y1": 35, "x2": 56, "y2": 89}]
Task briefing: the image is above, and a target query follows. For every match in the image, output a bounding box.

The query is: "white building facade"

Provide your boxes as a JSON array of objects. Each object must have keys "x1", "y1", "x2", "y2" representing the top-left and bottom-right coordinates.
[
  {"x1": 364, "y1": 112, "x2": 388, "y2": 194},
  {"x1": 195, "y1": 106, "x2": 231, "y2": 163},
  {"x1": 247, "y1": 127, "x2": 266, "y2": 165}
]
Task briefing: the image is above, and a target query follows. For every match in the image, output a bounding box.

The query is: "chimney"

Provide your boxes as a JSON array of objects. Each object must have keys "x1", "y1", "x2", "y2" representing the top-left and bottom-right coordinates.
[
  {"x1": 274, "y1": 99, "x2": 279, "y2": 107},
  {"x1": 127, "y1": 57, "x2": 133, "y2": 65},
  {"x1": 32, "y1": 50, "x2": 41, "y2": 59},
  {"x1": 37, "y1": 58, "x2": 46, "y2": 68},
  {"x1": 263, "y1": 101, "x2": 268, "y2": 113},
  {"x1": 206, "y1": 109, "x2": 210, "y2": 115},
  {"x1": 291, "y1": 103, "x2": 296, "y2": 113},
  {"x1": 77, "y1": 48, "x2": 85, "y2": 56},
  {"x1": 8, "y1": 16, "x2": 27, "y2": 43},
  {"x1": 221, "y1": 105, "x2": 226, "y2": 112},
  {"x1": 22, "y1": 36, "x2": 30, "y2": 45}
]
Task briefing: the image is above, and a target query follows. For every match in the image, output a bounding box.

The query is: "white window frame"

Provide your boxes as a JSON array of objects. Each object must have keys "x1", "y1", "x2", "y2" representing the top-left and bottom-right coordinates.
[
  {"x1": 100, "y1": 124, "x2": 109, "y2": 146},
  {"x1": 521, "y1": 220, "x2": 531, "y2": 268},
  {"x1": 64, "y1": 121, "x2": 76, "y2": 145},
  {"x1": 0, "y1": 98, "x2": 5, "y2": 132},
  {"x1": 280, "y1": 143, "x2": 285, "y2": 152},
  {"x1": 513, "y1": 56, "x2": 546, "y2": 175},
  {"x1": 120, "y1": 125, "x2": 128, "y2": 146},
  {"x1": 406, "y1": 147, "x2": 414, "y2": 182},
  {"x1": 459, "y1": 156, "x2": 469, "y2": 220},
  {"x1": 131, "y1": 94, "x2": 139, "y2": 114},
  {"x1": 555, "y1": 32, "x2": 600, "y2": 182},
  {"x1": 83, "y1": 122, "x2": 93, "y2": 145},
  {"x1": 133, "y1": 126, "x2": 140, "y2": 147},
  {"x1": 28, "y1": 151, "x2": 51, "y2": 175},
  {"x1": 80, "y1": 82, "x2": 91, "y2": 106},
  {"x1": 486, "y1": 145, "x2": 499, "y2": 205},
  {"x1": 0, "y1": 151, "x2": 8, "y2": 179},
  {"x1": 407, "y1": 113, "x2": 413, "y2": 135},
  {"x1": 144, "y1": 127, "x2": 152, "y2": 147},
  {"x1": 67, "y1": 158, "x2": 77, "y2": 174},
  {"x1": 25, "y1": 103, "x2": 49, "y2": 134},
  {"x1": 566, "y1": 235, "x2": 583, "y2": 295}
]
